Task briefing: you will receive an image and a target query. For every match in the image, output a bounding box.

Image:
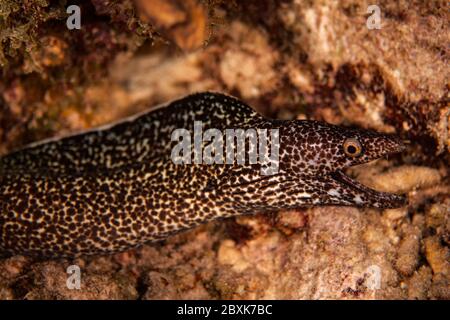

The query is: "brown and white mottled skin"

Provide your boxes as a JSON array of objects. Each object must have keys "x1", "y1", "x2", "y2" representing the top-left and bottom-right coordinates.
[{"x1": 0, "y1": 92, "x2": 406, "y2": 258}]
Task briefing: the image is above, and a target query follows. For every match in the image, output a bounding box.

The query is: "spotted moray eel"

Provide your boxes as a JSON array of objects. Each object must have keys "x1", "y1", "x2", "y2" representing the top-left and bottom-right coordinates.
[{"x1": 0, "y1": 92, "x2": 406, "y2": 257}]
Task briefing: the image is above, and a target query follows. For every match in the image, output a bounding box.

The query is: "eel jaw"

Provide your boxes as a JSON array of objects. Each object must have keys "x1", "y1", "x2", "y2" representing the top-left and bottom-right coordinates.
[{"x1": 329, "y1": 170, "x2": 406, "y2": 209}]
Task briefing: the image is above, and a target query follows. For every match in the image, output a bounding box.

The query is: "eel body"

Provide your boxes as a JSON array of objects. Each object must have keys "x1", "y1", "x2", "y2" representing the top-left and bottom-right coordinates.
[{"x1": 0, "y1": 92, "x2": 406, "y2": 257}]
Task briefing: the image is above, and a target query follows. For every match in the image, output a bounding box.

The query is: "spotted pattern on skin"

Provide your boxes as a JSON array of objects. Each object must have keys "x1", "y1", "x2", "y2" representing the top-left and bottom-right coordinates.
[{"x1": 0, "y1": 92, "x2": 406, "y2": 257}]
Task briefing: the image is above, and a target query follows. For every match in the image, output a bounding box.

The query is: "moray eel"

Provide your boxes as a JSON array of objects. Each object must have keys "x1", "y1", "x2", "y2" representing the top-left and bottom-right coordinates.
[{"x1": 0, "y1": 92, "x2": 406, "y2": 257}]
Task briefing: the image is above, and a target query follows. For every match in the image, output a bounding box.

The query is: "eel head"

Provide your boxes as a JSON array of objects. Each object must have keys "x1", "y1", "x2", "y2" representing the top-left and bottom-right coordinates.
[{"x1": 280, "y1": 120, "x2": 407, "y2": 208}]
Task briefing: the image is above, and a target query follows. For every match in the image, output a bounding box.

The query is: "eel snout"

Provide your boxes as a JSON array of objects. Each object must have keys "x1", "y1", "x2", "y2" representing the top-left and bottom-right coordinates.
[{"x1": 329, "y1": 136, "x2": 407, "y2": 208}]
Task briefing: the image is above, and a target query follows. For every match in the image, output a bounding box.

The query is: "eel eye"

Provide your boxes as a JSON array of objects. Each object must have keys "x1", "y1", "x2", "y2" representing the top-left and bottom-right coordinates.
[{"x1": 343, "y1": 138, "x2": 362, "y2": 157}]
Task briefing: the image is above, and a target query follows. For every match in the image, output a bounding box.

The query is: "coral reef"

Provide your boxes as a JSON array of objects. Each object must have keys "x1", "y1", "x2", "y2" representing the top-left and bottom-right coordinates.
[{"x1": 0, "y1": 0, "x2": 448, "y2": 299}]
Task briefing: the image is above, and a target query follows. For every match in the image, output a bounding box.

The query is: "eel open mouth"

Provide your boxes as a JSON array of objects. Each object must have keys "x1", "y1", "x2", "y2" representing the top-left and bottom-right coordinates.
[{"x1": 330, "y1": 169, "x2": 406, "y2": 208}]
